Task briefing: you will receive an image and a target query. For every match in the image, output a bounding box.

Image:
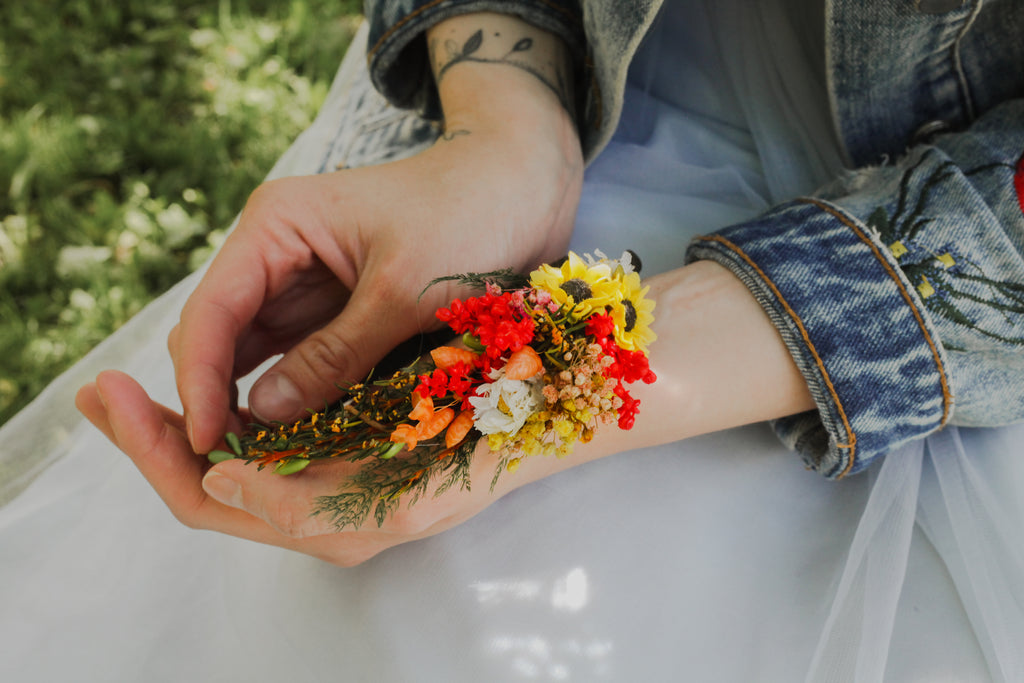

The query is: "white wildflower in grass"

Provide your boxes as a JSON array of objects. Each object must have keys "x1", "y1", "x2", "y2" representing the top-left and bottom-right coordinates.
[{"x1": 55, "y1": 245, "x2": 113, "y2": 279}]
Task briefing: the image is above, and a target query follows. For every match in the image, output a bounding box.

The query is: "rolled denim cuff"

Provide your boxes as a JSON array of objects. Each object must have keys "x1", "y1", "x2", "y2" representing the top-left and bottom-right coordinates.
[
  {"x1": 686, "y1": 199, "x2": 954, "y2": 478},
  {"x1": 365, "y1": 0, "x2": 584, "y2": 118}
]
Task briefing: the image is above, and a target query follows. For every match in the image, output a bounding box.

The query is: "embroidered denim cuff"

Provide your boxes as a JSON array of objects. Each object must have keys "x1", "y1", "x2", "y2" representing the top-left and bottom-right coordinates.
[
  {"x1": 686, "y1": 199, "x2": 953, "y2": 478},
  {"x1": 365, "y1": 0, "x2": 584, "y2": 118}
]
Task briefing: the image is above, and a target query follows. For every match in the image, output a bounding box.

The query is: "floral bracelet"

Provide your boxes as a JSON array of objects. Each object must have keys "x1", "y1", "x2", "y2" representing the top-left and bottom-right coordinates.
[{"x1": 209, "y1": 250, "x2": 657, "y2": 529}]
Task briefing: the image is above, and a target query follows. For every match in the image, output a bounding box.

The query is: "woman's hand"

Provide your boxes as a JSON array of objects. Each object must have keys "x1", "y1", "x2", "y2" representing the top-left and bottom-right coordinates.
[
  {"x1": 78, "y1": 262, "x2": 814, "y2": 567},
  {"x1": 76, "y1": 370, "x2": 567, "y2": 566},
  {"x1": 170, "y1": 12, "x2": 583, "y2": 455}
]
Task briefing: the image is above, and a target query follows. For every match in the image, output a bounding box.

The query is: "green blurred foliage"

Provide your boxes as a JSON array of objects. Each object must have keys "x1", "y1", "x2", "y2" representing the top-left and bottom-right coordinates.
[{"x1": 0, "y1": 0, "x2": 363, "y2": 424}]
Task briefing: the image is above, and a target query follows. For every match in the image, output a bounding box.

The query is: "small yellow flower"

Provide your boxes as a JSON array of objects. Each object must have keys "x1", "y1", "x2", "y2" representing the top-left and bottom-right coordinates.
[
  {"x1": 553, "y1": 417, "x2": 576, "y2": 438},
  {"x1": 530, "y1": 252, "x2": 619, "y2": 318},
  {"x1": 608, "y1": 271, "x2": 657, "y2": 353},
  {"x1": 523, "y1": 439, "x2": 543, "y2": 456}
]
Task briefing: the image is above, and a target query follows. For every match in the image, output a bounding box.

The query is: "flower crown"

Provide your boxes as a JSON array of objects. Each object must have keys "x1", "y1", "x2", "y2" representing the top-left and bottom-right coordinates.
[{"x1": 210, "y1": 250, "x2": 656, "y2": 529}]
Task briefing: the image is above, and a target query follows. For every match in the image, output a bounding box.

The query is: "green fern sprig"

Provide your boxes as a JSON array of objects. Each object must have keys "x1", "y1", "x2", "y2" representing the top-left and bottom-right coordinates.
[
  {"x1": 419, "y1": 268, "x2": 530, "y2": 301},
  {"x1": 312, "y1": 436, "x2": 478, "y2": 530}
]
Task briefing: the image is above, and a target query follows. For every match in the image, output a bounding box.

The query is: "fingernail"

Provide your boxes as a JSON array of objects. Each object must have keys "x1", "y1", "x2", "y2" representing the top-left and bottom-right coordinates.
[
  {"x1": 250, "y1": 373, "x2": 303, "y2": 423},
  {"x1": 95, "y1": 383, "x2": 109, "y2": 409},
  {"x1": 202, "y1": 471, "x2": 243, "y2": 510},
  {"x1": 186, "y1": 414, "x2": 196, "y2": 449}
]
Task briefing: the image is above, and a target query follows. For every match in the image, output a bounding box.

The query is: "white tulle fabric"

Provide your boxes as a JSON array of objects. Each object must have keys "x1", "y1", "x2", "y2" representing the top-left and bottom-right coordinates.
[{"x1": 1, "y1": 3, "x2": 1022, "y2": 681}]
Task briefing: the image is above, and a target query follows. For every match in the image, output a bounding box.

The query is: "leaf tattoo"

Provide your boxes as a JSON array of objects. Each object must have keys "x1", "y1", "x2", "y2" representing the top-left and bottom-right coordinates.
[
  {"x1": 432, "y1": 27, "x2": 571, "y2": 115},
  {"x1": 511, "y1": 37, "x2": 532, "y2": 53},
  {"x1": 463, "y1": 29, "x2": 483, "y2": 56}
]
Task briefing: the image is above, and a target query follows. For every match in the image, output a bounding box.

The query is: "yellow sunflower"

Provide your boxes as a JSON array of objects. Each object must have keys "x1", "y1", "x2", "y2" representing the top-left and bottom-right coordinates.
[
  {"x1": 607, "y1": 271, "x2": 657, "y2": 352},
  {"x1": 530, "y1": 252, "x2": 619, "y2": 318}
]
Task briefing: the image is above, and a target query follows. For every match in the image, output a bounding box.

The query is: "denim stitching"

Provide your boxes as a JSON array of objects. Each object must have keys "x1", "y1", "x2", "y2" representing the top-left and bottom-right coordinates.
[
  {"x1": 368, "y1": 0, "x2": 449, "y2": 59},
  {"x1": 951, "y1": 0, "x2": 983, "y2": 121},
  {"x1": 1015, "y1": 149, "x2": 1024, "y2": 217},
  {"x1": 802, "y1": 198, "x2": 953, "y2": 427},
  {"x1": 584, "y1": 53, "x2": 602, "y2": 131},
  {"x1": 693, "y1": 234, "x2": 858, "y2": 477},
  {"x1": 368, "y1": 0, "x2": 582, "y2": 59}
]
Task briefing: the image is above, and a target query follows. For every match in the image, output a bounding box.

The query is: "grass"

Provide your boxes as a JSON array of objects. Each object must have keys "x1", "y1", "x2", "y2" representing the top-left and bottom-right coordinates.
[{"x1": 0, "y1": 0, "x2": 363, "y2": 425}]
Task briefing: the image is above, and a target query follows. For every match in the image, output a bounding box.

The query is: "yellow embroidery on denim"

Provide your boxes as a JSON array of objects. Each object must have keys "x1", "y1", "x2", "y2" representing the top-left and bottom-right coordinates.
[
  {"x1": 803, "y1": 198, "x2": 953, "y2": 429},
  {"x1": 889, "y1": 241, "x2": 908, "y2": 259},
  {"x1": 865, "y1": 149, "x2": 1024, "y2": 348}
]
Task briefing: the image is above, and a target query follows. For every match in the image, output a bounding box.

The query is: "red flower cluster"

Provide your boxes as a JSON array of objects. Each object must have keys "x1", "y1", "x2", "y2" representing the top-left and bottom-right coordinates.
[
  {"x1": 613, "y1": 384, "x2": 641, "y2": 430},
  {"x1": 436, "y1": 292, "x2": 536, "y2": 359},
  {"x1": 415, "y1": 362, "x2": 476, "y2": 409},
  {"x1": 585, "y1": 312, "x2": 657, "y2": 429},
  {"x1": 584, "y1": 312, "x2": 615, "y2": 340}
]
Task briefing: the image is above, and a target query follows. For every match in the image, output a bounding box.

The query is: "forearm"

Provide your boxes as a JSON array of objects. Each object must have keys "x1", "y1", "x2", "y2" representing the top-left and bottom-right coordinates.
[
  {"x1": 685, "y1": 100, "x2": 1024, "y2": 478},
  {"x1": 425, "y1": 13, "x2": 579, "y2": 161},
  {"x1": 635, "y1": 261, "x2": 815, "y2": 443},
  {"x1": 419, "y1": 12, "x2": 583, "y2": 263},
  {"x1": 505, "y1": 261, "x2": 815, "y2": 487},
  {"x1": 427, "y1": 12, "x2": 574, "y2": 124}
]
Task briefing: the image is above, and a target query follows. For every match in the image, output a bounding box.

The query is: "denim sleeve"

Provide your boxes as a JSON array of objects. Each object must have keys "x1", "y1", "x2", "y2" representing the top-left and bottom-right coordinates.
[
  {"x1": 686, "y1": 99, "x2": 1024, "y2": 479},
  {"x1": 362, "y1": 0, "x2": 584, "y2": 119}
]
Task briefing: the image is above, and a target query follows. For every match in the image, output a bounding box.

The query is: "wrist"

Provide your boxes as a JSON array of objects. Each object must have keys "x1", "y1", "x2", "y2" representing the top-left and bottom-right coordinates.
[
  {"x1": 644, "y1": 261, "x2": 815, "y2": 435},
  {"x1": 427, "y1": 12, "x2": 578, "y2": 145},
  {"x1": 528, "y1": 261, "x2": 816, "y2": 472}
]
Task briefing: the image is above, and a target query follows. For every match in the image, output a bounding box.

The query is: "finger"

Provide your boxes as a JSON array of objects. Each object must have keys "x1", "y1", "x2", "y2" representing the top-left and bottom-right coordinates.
[
  {"x1": 94, "y1": 371, "x2": 262, "y2": 534},
  {"x1": 82, "y1": 372, "x2": 398, "y2": 565},
  {"x1": 167, "y1": 323, "x2": 180, "y2": 359},
  {"x1": 201, "y1": 458, "x2": 360, "y2": 538},
  {"x1": 76, "y1": 382, "x2": 116, "y2": 442},
  {"x1": 200, "y1": 456, "x2": 465, "y2": 558},
  {"x1": 78, "y1": 380, "x2": 188, "y2": 439},
  {"x1": 247, "y1": 273, "x2": 427, "y2": 424},
  {"x1": 232, "y1": 277, "x2": 352, "y2": 377},
  {"x1": 173, "y1": 238, "x2": 267, "y2": 453},
  {"x1": 172, "y1": 176, "x2": 356, "y2": 452}
]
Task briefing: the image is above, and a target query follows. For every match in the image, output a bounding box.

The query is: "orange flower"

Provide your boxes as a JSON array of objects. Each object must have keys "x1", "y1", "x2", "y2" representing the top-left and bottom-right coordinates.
[
  {"x1": 430, "y1": 345, "x2": 478, "y2": 369},
  {"x1": 392, "y1": 394, "x2": 456, "y2": 451},
  {"x1": 416, "y1": 407, "x2": 455, "y2": 441},
  {"x1": 504, "y1": 345, "x2": 543, "y2": 380},
  {"x1": 390, "y1": 424, "x2": 419, "y2": 451},
  {"x1": 445, "y1": 409, "x2": 476, "y2": 448},
  {"x1": 409, "y1": 393, "x2": 435, "y2": 422}
]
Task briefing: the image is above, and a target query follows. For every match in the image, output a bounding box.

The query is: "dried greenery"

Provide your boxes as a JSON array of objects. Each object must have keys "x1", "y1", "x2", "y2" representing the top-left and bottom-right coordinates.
[{"x1": 227, "y1": 359, "x2": 480, "y2": 531}]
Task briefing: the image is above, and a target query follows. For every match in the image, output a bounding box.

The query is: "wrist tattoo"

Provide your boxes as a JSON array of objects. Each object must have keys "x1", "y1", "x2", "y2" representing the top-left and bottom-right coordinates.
[
  {"x1": 441, "y1": 127, "x2": 471, "y2": 141},
  {"x1": 430, "y1": 28, "x2": 573, "y2": 116}
]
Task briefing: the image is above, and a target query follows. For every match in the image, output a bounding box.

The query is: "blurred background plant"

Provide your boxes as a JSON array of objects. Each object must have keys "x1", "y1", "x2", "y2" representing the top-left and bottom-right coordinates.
[{"x1": 0, "y1": 0, "x2": 362, "y2": 425}]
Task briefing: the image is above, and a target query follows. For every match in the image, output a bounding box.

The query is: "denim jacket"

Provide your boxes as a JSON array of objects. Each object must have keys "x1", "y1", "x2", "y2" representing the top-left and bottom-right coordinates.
[{"x1": 363, "y1": 0, "x2": 1024, "y2": 478}]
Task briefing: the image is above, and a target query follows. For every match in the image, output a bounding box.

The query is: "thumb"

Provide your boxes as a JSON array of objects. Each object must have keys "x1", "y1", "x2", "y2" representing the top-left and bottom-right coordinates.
[
  {"x1": 247, "y1": 281, "x2": 426, "y2": 424},
  {"x1": 201, "y1": 458, "x2": 344, "y2": 538}
]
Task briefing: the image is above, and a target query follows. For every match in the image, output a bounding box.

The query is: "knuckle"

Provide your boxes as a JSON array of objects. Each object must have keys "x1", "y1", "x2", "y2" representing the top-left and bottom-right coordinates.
[
  {"x1": 372, "y1": 270, "x2": 418, "y2": 312},
  {"x1": 167, "y1": 324, "x2": 180, "y2": 355},
  {"x1": 369, "y1": 267, "x2": 403, "y2": 296},
  {"x1": 243, "y1": 180, "x2": 278, "y2": 212},
  {"x1": 171, "y1": 507, "x2": 204, "y2": 531},
  {"x1": 320, "y1": 544, "x2": 380, "y2": 568},
  {"x1": 386, "y1": 505, "x2": 433, "y2": 537},
  {"x1": 265, "y1": 497, "x2": 315, "y2": 539},
  {"x1": 299, "y1": 327, "x2": 362, "y2": 381},
  {"x1": 238, "y1": 180, "x2": 289, "y2": 231}
]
